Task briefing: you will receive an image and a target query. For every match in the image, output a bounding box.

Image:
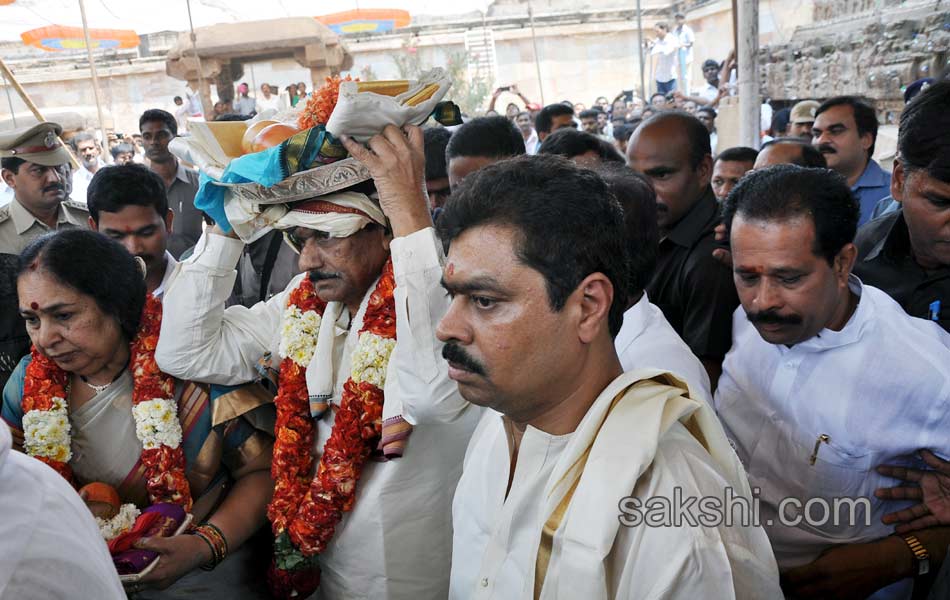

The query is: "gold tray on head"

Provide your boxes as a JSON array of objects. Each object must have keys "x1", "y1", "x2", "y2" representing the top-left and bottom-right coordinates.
[{"x1": 215, "y1": 157, "x2": 372, "y2": 206}]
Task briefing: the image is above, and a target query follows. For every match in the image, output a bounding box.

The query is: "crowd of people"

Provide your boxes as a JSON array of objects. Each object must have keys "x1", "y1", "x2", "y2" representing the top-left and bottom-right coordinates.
[{"x1": 0, "y1": 60, "x2": 948, "y2": 600}]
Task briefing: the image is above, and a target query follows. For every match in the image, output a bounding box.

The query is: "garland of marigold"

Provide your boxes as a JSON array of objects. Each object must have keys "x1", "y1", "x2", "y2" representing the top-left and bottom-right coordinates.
[
  {"x1": 267, "y1": 259, "x2": 397, "y2": 599},
  {"x1": 20, "y1": 295, "x2": 192, "y2": 510}
]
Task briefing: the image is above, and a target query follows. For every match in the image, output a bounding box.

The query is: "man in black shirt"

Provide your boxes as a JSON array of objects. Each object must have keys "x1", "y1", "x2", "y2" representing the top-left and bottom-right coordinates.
[
  {"x1": 854, "y1": 81, "x2": 950, "y2": 332},
  {"x1": 627, "y1": 112, "x2": 739, "y2": 387}
]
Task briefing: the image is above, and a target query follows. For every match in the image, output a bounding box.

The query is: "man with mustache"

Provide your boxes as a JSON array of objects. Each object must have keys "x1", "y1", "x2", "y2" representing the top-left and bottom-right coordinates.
[
  {"x1": 716, "y1": 164, "x2": 950, "y2": 600},
  {"x1": 86, "y1": 162, "x2": 175, "y2": 297},
  {"x1": 627, "y1": 112, "x2": 739, "y2": 390},
  {"x1": 0, "y1": 121, "x2": 89, "y2": 255},
  {"x1": 68, "y1": 131, "x2": 104, "y2": 203},
  {"x1": 438, "y1": 154, "x2": 780, "y2": 599},
  {"x1": 155, "y1": 125, "x2": 480, "y2": 599},
  {"x1": 812, "y1": 96, "x2": 891, "y2": 225}
]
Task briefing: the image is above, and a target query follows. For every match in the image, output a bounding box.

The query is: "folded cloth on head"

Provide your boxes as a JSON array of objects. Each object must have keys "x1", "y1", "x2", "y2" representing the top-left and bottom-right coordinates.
[
  {"x1": 326, "y1": 68, "x2": 453, "y2": 142},
  {"x1": 275, "y1": 192, "x2": 387, "y2": 238}
]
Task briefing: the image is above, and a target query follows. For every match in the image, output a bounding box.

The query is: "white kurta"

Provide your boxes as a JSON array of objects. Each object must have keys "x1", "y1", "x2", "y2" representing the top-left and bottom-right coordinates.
[
  {"x1": 155, "y1": 228, "x2": 480, "y2": 599},
  {"x1": 615, "y1": 292, "x2": 712, "y2": 401},
  {"x1": 451, "y1": 369, "x2": 782, "y2": 600},
  {"x1": 715, "y1": 277, "x2": 950, "y2": 600},
  {"x1": 0, "y1": 424, "x2": 126, "y2": 600}
]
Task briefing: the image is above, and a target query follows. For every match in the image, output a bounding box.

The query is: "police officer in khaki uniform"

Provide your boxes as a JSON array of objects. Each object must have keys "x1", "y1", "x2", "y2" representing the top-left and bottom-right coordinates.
[{"x1": 0, "y1": 121, "x2": 89, "y2": 255}]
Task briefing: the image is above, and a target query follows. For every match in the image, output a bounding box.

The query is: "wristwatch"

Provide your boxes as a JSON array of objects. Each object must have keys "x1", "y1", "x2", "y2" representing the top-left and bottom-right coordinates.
[{"x1": 902, "y1": 534, "x2": 931, "y2": 577}]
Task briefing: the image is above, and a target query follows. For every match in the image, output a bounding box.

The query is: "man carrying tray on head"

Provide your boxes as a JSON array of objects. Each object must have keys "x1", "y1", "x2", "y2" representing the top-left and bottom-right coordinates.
[{"x1": 155, "y1": 72, "x2": 478, "y2": 599}]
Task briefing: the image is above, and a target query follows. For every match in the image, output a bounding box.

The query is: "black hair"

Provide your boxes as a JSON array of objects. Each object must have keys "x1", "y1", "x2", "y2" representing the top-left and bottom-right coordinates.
[
  {"x1": 612, "y1": 124, "x2": 635, "y2": 143},
  {"x1": 770, "y1": 107, "x2": 791, "y2": 137},
  {"x1": 437, "y1": 154, "x2": 629, "y2": 337},
  {"x1": 424, "y1": 127, "x2": 453, "y2": 181},
  {"x1": 696, "y1": 106, "x2": 717, "y2": 119},
  {"x1": 579, "y1": 109, "x2": 601, "y2": 120},
  {"x1": 640, "y1": 112, "x2": 711, "y2": 168},
  {"x1": 650, "y1": 92, "x2": 667, "y2": 103},
  {"x1": 815, "y1": 96, "x2": 878, "y2": 158},
  {"x1": 87, "y1": 163, "x2": 169, "y2": 223},
  {"x1": 538, "y1": 128, "x2": 624, "y2": 163},
  {"x1": 656, "y1": 22, "x2": 669, "y2": 31},
  {"x1": 446, "y1": 116, "x2": 525, "y2": 160},
  {"x1": 535, "y1": 103, "x2": 575, "y2": 135},
  {"x1": 721, "y1": 164, "x2": 859, "y2": 265},
  {"x1": 109, "y1": 143, "x2": 135, "y2": 160},
  {"x1": 675, "y1": 12, "x2": 685, "y2": 19},
  {"x1": 214, "y1": 113, "x2": 251, "y2": 122},
  {"x1": 139, "y1": 108, "x2": 178, "y2": 136},
  {"x1": 594, "y1": 164, "x2": 658, "y2": 299},
  {"x1": 716, "y1": 146, "x2": 759, "y2": 165},
  {"x1": 898, "y1": 80, "x2": 950, "y2": 181},
  {"x1": 1, "y1": 157, "x2": 26, "y2": 173},
  {"x1": 174, "y1": 95, "x2": 183, "y2": 102},
  {"x1": 702, "y1": 59, "x2": 720, "y2": 70},
  {"x1": 17, "y1": 229, "x2": 146, "y2": 343},
  {"x1": 760, "y1": 138, "x2": 828, "y2": 168}
]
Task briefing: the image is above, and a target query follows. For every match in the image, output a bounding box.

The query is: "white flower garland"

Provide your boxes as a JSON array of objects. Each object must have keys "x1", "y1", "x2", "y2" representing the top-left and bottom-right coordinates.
[
  {"x1": 279, "y1": 305, "x2": 323, "y2": 367},
  {"x1": 22, "y1": 396, "x2": 71, "y2": 462},
  {"x1": 96, "y1": 503, "x2": 141, "y2": 540},
  {"x1": 132, "y1": 398, "x2": 183, "y2": 449},
  {"x1": 351, "y1": 332, "x2": 397, "y2": 388},
  {"x1": 278, "y1": 300, "x2": 395, "y2": 390}
]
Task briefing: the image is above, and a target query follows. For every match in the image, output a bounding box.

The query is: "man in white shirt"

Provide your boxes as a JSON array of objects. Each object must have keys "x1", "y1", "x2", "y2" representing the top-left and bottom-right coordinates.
[
  {"x1": 515, "y1": 111, "x2": 539, "y2": 155},
  {"x1": 255, "y1": 83, "x2": 281, "y2": 114},
  {"x1": 674, "y1": 13, "x2": 695, "y2": 95},
  {"x1": 716, "y1": 164, "x2": 950, "y2": 599},
  {"x1": 86, "y1": 162, "x2": 176, "y2": 297},
  {"x1": 438, "y1": 154, "x2": 781, "y2": 599},
  {"x1": 0, "y1": 421, "x2": 125, "y2": 599},
  {"x1": 69, "y1": 131, "x2": 105, "y2": 203},
  {"x1": 650, "y1": 22, "x2": 680, "y2": 95},
  {"x1": 155, "y1": 125, "x2": 479, "y2": 599},
  {"x1": 597, "y1": 164, "x2": 712, "y2": 397}
]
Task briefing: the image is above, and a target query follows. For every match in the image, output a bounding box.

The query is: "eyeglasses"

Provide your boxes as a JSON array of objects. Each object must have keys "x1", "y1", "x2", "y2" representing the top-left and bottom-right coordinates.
[{"x1": 283, "y1": 228, "x2": 331, "y2": 254}]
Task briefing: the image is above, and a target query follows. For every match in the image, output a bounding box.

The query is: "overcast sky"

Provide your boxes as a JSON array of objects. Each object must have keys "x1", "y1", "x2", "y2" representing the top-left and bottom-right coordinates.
[{"x1": 0, "y1": 0, "x2": 492, "y2": 42}]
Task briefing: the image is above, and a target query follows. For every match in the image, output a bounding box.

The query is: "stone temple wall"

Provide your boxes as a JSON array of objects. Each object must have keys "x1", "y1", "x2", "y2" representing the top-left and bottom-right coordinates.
[{"x1": 759, "y1": 0, "x2": 948, "y2": 121}]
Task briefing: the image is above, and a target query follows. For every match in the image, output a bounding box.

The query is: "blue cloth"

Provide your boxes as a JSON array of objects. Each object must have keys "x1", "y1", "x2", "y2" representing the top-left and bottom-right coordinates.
[
  {"x1": 194, "y1": 126, "x2": 341, "y2": 232},
  {"x1": 656, "y1": 79, "x2": 677, "y2": 94},
  {"x1": 870, "y1": 194, "x2": 899, "y2": 221},
  {"x1": 852, "y1": 160, "x2": 891, "y2": 226}
]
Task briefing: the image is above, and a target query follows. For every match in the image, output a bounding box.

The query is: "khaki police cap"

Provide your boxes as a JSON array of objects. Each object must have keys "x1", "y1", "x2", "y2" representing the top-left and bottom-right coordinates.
[
  {"x1": 790, "y1": 100, "x2": 821, "y2": 125},
  {"x1": 0, "y1": 122, "x2": 72, "y2": 167}
]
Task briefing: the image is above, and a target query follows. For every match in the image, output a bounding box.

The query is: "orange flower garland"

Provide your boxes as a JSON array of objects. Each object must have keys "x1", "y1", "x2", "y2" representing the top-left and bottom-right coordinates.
[
  {"x1": 297, "y1": 75, "x2": 355, "y2": 131},
  {"x1": 20, "y1": 295, "x2": 192, "y2": 510},
  {"x1": 268, "y1": 260, "x2": 396, "y2": 599}
]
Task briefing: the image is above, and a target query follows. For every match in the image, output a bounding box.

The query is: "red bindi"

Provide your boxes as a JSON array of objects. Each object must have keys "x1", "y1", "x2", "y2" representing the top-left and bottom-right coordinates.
[{"x1": 30, "y1": 302, "x2": 39, "y2": 310}]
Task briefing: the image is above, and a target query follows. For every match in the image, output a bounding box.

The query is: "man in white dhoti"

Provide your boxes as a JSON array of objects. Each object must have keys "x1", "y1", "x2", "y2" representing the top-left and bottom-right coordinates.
[
  {"x1": 715, "y1": 164, "x2": 950, "y2": 599},
  {"x1": 155, "y1": 125, "x2": 480, "y2": 599},
  {"x1": 436, "y1": 154, "x2": 781, "y2": 599}
]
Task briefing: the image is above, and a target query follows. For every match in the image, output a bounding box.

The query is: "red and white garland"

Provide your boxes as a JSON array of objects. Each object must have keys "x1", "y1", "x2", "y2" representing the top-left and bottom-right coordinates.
[
  {"x1": 20, "y1": 295, "x2": 193, "y2": 510},
  {"x1": 268, "y1": 259, "x2": 397, "y2": 599}
]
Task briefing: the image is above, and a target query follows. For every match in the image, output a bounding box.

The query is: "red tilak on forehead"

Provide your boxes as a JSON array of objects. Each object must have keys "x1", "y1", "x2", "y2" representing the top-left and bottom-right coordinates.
[{"x1": 30, "y1": 302, "x2": 39, "y2": 310}]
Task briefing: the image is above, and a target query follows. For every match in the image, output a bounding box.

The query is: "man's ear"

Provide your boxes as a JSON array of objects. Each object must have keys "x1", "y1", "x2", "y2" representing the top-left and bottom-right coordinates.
[
  {"x1": 0, "y1": 168, "x2": 15, "y2": 189},
  {"x1": 88, "y1": 215, "x2": 98, "y2": 231},
  {"x1": 834, "y1": 243, "x2": 858, "y2": 284},
  {"x1": 696, "y1": 153, "x2": 714, "y2": 186},
  {"x1": 573, "y1": 272, "x2": 615, "y2": 344},
  {"x1": 164, "y1": 209, "x2": 175, "y2": 233},
  {"x1": 890, "y1": 161, "x2": 905, "y2": 205}
]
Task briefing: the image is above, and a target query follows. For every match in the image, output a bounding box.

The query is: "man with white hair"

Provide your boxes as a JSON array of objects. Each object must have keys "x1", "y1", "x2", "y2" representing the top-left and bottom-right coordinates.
[{"x1": 155, "y1": 125, "x2": 480, "y2": 599}]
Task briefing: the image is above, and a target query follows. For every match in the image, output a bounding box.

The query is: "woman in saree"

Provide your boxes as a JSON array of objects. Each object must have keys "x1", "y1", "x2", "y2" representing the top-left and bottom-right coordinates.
[{"x1": 1, "y1": 229, "x2": 275, "y2": 598}]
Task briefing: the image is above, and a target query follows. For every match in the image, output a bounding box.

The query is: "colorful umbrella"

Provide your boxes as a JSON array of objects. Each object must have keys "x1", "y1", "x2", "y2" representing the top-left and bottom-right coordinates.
[
  {"x1": 317, "y1": 9, "x2": 410, "y2": 35},
  {"x1": 20, "y1": 24, "x2": 139, "y2": 51}
]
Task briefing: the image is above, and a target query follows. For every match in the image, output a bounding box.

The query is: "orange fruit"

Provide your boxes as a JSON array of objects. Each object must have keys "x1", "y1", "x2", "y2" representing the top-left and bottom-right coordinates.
[
  {"x1": 252, "y1": 123, "x2": 301, "y2": 153},
  {"x1": 79, "y1": 482, "x2": 121, "y2": 519},
  {"x1": 241, "y1": 119, "x2": 278, "y2": 154}
]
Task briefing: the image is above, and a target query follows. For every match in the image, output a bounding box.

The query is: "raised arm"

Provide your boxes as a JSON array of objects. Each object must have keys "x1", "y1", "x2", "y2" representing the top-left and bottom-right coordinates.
[
  {"x1": 342, "y1": 126, "x2": 470, "y2": 424},
  {"x1": 155, "y1": 231, "x2": 289, "y2": 384}
]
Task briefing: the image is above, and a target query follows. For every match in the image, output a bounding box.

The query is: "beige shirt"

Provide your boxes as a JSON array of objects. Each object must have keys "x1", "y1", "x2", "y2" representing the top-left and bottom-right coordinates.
[{"x1": 0, "y1": 197, "x2": 89, "y2": 255}]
